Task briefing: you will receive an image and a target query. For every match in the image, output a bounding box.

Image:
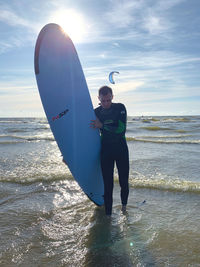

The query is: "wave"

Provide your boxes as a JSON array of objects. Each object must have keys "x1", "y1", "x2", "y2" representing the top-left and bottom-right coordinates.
[
  {"x1": 129, "y1": 116, "x2": 200, "y2": 124},
  {"x1": 2, "y1": 173, "x2": 199, "y2": 195},
  {"x1": 140, "y1": 126, "x2": 190, "y2": 134},
  {"x1": 25, "y1": 136, "x2": 54, "y2": 142},
  {"x1": 34, "y1": 126, "x2": 50, "y2": 130},
  {"x1": 0, "y1": 173, "x2": 73, "y2": 184},
  {"x1": 175, "y1": 129, "x2": 188, "y2": 133},
  {"x1": 0, "y1": 118, "x2": 48, "y2": 125},
  {"x1": 1, "y1": 134, "x2": 198, "y2": 145},
  {"x1": 141, "y1": 126, "x2": 173, "y2": 131},
  {"x1": 0, "y1": 134, "x2": 54, "y2": 144},
  {"x1": 126, "y1": 137, "x2": 200, "y2": 144},
  {"x1": 6, "y1": 129, "x2": 28, "y2": 133},
  {"x1": 3, "y1": 126, "x2": 50, "y2": 134},
  {"x1": 128, "y1": 178, "x2": 200, "y2": 194},
  {"x1": 1, "y1": 168, "x2": 199, "y2": 194},
  {"x1": 162, "y1": 117, "x2": 192, "y2": 123},
  {"x1": 133, "y1": 134, "x2": 192, "y2": 139},
  {"x1": 0, "y1": 120, "x2": 24, "y2": 124},
  {"x1": 0, "y1": 140, "x2": 26, "y2": 145}
]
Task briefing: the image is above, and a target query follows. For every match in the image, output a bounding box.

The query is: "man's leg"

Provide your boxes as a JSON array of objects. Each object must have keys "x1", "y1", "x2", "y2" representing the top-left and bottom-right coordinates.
[
  {"x1": 101, "y1": 149, "x2": 115, "y2": 215},
  {"x1": 116, "y1": 142, "x2": 129, "y2": 207}
]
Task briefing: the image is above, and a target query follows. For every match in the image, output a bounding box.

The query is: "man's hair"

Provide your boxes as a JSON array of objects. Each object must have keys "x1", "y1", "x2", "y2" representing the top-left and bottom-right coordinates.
[{"x1": 98, "y1": 86, "x2": 113, "y2": 96}]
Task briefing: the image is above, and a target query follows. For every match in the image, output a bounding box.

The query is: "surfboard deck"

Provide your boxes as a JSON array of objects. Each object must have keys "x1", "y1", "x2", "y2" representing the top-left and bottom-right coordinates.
[{"x1": 34, "y1": 23, "x2": 104, "y2": 206}]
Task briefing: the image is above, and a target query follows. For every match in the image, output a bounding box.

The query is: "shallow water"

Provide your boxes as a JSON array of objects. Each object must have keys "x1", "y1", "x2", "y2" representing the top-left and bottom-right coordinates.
[{"x1": 0, "y1": 116, "x2": 200, "y2": 266}]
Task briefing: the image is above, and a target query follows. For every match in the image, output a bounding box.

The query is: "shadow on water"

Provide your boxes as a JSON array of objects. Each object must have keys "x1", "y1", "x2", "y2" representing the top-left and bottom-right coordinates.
[{"x1": 84, "y1": 205, "x2": 157, "y2": 267}]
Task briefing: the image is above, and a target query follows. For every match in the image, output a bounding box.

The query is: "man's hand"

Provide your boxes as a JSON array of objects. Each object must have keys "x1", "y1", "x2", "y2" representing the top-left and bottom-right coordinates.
[{"x1": 90, "y1": 118, "x2": 103, "y2": 129}]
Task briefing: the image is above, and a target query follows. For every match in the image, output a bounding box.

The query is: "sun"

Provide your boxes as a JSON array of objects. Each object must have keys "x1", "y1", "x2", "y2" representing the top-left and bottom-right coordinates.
[{"x1": 50, "y1": 9, "x2": 87, "y2": 43}]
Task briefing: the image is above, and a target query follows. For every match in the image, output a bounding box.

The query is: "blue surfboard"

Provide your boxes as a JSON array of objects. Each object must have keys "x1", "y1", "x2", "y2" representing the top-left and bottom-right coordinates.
[{"x1": 34, "y1": 23, "x2": 104, "y2": 206}]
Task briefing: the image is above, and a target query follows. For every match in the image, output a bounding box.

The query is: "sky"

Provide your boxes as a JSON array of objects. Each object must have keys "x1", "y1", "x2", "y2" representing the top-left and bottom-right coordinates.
[{"x1": 0, "y1": 0, "x2": 200, "y2": 117}]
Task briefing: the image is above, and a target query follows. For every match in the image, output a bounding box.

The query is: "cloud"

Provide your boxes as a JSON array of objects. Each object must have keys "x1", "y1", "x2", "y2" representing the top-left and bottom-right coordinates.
[
  {"x1": 101, "y1": 0, "x2": 187, "y2": 44},
  {"x1": 107, "y1": 51, "x2": 200, "y2": 70},
  {"x1": 156, "y1": 0, "x2": 186, "y2": 11},
  {"x1": 0, "y1": 5, "x2": 44, "y2": 54},
  {"x1": 0, "y1": 9, "x2": 30, "y2": 28},
  {"x1": 0, "y1": 92, "x2": 44, "y2": 117},
  {"x1": 0, "y1": 82, "x2": 43, "y2": 117},
  {"x1": 113, "y1": 81, "x2": 144, "y2": 95},
  {"x1": 83, "y1": 48, "x2": 200, "y2": 101},
  {"x1": 0, "y1": 5, "x2": 43, "y2": 34},
  {"x1": 0, "y1": 41, "x2": 13, "y2": 54},
  {"x1": 106, "y1": 0, "x2": 142, "y2": 28},
  {"x1": 0, "y1": 85, "x2": 35, "y2": 96},
  {"x1": 143, "y1": 15, "x2": 171, "y2": 35}
]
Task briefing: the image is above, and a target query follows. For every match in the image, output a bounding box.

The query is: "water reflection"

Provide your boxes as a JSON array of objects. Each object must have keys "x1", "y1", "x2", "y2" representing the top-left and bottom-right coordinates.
[{"x1": 84, "y1": 207, "x2": 134, "y2": 267}]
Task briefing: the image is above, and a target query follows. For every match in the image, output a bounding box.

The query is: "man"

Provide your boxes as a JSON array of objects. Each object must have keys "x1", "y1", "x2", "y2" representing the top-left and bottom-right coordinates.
[{"x1": 91, "y1": 86, "x2": 129, "y2": 216}]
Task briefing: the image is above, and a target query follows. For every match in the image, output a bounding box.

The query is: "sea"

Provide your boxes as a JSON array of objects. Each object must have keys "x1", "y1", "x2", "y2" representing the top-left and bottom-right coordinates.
[{"x1": 0, "y1": 116, "x2": 200, "y2": 267}]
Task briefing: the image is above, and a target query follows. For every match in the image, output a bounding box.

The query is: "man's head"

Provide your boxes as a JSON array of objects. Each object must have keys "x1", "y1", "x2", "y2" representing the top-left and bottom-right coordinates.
[{"x1": 98, "y1": 86, "x2": 113, "y2": 109}]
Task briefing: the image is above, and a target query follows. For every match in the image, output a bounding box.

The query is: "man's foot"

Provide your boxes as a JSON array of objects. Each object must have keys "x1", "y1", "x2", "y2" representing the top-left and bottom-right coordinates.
[{"x1": 121, "y1": 205, "x2": 127, "y2": 214}]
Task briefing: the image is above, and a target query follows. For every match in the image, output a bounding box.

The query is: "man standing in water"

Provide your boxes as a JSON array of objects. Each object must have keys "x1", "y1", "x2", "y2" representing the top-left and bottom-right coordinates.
[{"x1": 91, "y1": 86, "x2": 129, "y2": 216}]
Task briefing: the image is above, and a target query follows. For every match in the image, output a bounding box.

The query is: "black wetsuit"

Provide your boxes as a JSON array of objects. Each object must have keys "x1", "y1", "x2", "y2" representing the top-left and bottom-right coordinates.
[{"x1": 95, "y1": 103, "x2": 129, "y2": 215}]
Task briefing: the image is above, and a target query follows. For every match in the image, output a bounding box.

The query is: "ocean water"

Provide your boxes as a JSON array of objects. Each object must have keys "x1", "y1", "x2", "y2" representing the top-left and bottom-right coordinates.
[{"x1": 0, "y1": 116, "x2": 200, "y2": 266}]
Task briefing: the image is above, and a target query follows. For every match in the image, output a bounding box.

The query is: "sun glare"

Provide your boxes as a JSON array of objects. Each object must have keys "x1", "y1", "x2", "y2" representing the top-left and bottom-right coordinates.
[{"x1": 50, "y1": 9, "x2": 87, "y2": 43}]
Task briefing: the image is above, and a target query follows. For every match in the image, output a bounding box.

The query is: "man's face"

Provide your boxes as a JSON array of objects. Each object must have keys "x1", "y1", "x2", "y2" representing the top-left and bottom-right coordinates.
[{"x1": 98, "y1": 93, "x2": 113, "y2": 109}]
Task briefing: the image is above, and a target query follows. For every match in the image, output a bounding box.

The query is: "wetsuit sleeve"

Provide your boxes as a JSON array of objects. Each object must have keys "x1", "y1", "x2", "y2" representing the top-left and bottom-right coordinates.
[{"x1": 103, "y1": 104, "x2": 127, "y2": 135}]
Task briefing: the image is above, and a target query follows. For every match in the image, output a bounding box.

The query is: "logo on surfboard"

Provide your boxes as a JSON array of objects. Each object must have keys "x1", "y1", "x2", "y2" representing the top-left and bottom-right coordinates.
[{"x1": 52, "y1": 108, "x2": 69, "y2": 121}]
